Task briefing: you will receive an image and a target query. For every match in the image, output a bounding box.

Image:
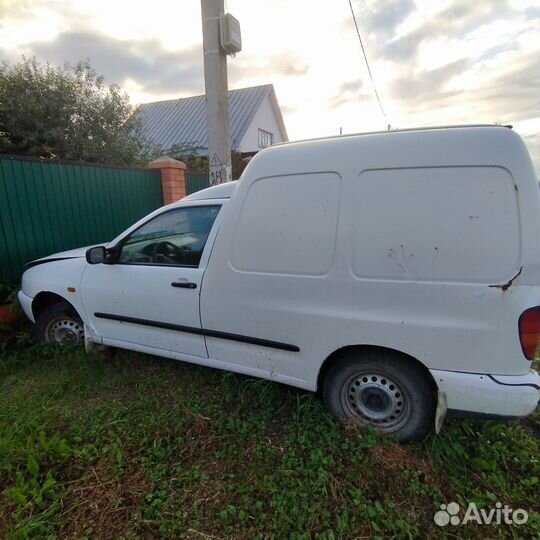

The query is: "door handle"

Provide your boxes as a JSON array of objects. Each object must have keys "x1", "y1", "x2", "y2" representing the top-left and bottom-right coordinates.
[{"x1": 171, "y1": 281, "x2": 197, "y2": 289}]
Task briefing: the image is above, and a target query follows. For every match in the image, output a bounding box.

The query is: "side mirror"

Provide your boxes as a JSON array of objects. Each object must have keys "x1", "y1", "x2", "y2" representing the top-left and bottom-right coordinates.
[{"x1": 86, "y1": 246, "x2": 107, "y2": 264}]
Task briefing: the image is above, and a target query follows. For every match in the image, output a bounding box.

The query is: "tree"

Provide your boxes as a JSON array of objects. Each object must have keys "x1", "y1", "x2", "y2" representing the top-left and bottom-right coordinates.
[{"x1": 0, "y1": 57, "x2": 156, "y2": 166}]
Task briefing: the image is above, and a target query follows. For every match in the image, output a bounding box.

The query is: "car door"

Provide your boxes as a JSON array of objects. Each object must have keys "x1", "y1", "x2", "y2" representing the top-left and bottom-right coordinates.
[{"x1": 80, "y1": 203, "x2": 222, "y2": 358}]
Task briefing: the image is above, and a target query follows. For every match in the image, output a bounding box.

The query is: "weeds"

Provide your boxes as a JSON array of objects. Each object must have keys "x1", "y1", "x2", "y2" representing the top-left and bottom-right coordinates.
[{"x1": 0, "y1": 345, "x2": 538, "y2": 538}]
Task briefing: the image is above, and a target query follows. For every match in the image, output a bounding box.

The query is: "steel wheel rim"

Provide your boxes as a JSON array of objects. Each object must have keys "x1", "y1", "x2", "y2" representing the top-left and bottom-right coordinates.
[
  {"x1": 340, "y1": 371, "x2": 410, "y2": 432},
  {"x1": 45, "y1": 316, "x2": 84, "y2": 344}
]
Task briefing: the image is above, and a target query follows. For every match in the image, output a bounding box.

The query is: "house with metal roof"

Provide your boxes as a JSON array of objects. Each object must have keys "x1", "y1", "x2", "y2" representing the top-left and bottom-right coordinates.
[{"x1": 135, "y1": 84, "x2": 288, "y2": 155}]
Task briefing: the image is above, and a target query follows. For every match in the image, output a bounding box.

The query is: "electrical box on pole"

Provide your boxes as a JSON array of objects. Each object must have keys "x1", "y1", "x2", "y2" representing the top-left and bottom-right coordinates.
[{"x1": 220, "y1": 13, "x2": 242, "y2": 55}]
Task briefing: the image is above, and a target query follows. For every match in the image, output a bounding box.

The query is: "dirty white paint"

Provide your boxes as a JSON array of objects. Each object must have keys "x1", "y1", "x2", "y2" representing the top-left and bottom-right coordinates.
[{"x1": 19, "y1": 126, "x2": 540, "y2": 420}]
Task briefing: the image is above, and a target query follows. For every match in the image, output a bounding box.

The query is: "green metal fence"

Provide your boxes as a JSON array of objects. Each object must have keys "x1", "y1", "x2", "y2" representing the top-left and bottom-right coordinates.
[
  {"x1": 0, "y1": 156, "x2": 162, "y2": 283},
  {"x1": 186, "y1": 173, "x2": 210, "y2": 195}
]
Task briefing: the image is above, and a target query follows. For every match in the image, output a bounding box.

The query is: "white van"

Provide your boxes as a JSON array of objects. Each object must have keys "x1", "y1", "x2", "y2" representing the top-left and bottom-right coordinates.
[{"x1": 19, "y1": 125, "x2": 540, "y2": 441}]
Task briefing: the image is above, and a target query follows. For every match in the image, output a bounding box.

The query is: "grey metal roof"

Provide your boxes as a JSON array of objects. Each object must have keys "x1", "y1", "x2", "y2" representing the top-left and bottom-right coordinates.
[{"x1": 135, "y1": 84, "x2": 274, "y2": 152}]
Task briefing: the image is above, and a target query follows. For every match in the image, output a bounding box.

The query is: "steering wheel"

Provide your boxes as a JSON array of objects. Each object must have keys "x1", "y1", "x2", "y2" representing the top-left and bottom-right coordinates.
[{"x1": 152, "y1": 241, "x2": 187, "y2": 264}]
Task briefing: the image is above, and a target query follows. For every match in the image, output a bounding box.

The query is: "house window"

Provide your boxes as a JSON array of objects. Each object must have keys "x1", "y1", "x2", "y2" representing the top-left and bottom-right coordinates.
[{"x1": 258, "y1": 129, "x2": 274, "y2": 148}]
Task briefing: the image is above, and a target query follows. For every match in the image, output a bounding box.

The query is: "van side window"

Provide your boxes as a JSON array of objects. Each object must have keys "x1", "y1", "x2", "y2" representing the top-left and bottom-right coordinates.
[{"x1": 118, "y1": 206, "x2": 220, "y2": 267}]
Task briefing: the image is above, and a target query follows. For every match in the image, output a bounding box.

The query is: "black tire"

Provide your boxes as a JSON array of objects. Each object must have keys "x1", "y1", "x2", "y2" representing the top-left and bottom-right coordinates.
[
  {"x1": 33, "y1": 302, "x2": 84, "y2": 345},
  {"x1": 322, "y1": 350, "x2": 436, "y2": 442}
]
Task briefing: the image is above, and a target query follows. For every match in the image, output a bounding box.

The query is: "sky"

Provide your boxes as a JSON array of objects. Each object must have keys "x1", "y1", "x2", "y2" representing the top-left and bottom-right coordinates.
[{"x1": 0, "y1": 0, "x2": 539, "y2": 171}]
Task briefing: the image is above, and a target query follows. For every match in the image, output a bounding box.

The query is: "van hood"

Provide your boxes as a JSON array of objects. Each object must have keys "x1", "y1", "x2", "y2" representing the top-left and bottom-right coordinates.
[{"x1": 24, "y1": 245, "x2": 97, "y2": 270}]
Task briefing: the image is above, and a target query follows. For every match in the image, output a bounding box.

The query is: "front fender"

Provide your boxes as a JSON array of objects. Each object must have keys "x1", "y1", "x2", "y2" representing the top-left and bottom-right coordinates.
[{"x1": 21, "y1": 258, "x2": 88, "y2": 322}]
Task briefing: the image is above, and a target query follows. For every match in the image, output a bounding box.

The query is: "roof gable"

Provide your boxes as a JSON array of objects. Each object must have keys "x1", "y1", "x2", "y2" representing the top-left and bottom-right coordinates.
[{"x1": 136, "y1": 84, "x2": 277, "y2": 151}]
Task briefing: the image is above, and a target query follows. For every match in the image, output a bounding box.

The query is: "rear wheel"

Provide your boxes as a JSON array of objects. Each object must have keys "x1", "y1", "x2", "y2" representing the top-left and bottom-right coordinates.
[
  {"x1": 322, "y1": 350, "x2": 435, "y2": 442},
  {"x1": 34, "y1": 303, "x2": 84, "y2": 345}
]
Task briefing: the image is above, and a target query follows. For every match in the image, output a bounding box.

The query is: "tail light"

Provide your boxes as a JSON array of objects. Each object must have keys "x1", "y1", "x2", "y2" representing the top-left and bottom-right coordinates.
[{"x1": 518, "y1": 307, "x2": 540, "y2": 360}]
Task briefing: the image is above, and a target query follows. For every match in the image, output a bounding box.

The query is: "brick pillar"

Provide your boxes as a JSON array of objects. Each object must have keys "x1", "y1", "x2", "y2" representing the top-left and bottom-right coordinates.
[{"x1": 148, "y1": 156, "x2": 187, "y2": 205}]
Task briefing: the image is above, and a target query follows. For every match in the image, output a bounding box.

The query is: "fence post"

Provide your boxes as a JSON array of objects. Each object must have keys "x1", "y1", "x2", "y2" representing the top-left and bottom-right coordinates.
[{"x1": 148, "y1": 156, "x2": 187, "y2": 205}]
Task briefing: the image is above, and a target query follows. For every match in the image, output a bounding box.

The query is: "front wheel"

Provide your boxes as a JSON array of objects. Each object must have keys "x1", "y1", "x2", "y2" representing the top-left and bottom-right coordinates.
[
  {"x1": 34, "y1": 303, "x2": 84, "y2": 345},
  {"x1": 322, "y1": 351, "x2": 436, "y2": 442}
]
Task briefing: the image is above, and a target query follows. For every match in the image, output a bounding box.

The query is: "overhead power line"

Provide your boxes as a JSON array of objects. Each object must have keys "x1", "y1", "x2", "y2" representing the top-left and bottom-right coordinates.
[
  {"x1": 515, "y1": 102, "x2": 540, "y2": 115},
  {"x1": 347, "y1": 0, "x2": 389, "y2": 127},
  {"x1": 498, "y1": 102, "x2": 540, "y2": 126}
]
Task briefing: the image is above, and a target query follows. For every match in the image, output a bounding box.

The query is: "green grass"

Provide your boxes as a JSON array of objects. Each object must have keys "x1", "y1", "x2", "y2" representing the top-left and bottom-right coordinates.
[{"x1": 0, "y1": 338, "x2": 539, "y2": 539}]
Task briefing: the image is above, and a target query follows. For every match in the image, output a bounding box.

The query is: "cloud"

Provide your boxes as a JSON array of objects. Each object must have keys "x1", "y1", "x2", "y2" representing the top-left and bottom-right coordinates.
[
  {"x1": 0, "y1": 0, "x2": 41, "y2": 18},
  {"x1": 280, "y1": 103, "x2": 298, "y2": 116},
  {"x1": 473, "y1": 53, "x2": 540, "y2": 122},
  {"x1": 0, "y1": 45, "x2": 19, "y2": 65},
  {"x1": 389, "y1": 59, "x2": 469, "y2": 103},
  {"x1": 228, "y1": 51, "x2": 309, "y2": 84},
  {"x1": 329, "y1": 79, "x2": 372, "y2": 109},
  {"x1": 339, "y1": 79, "x2": 365, "y2": 94},
  {"x1": 5, "y1": 31, "x2": 204, "y2": 96},
  {"x1": 362, "y1": 0, "x2": 416, "y2": 39},
  {"x1": 474, "y1": 42, "x2": 519, "y2": 64},
  {"x1": 389, "y1": 51, "x2": 540, "y2": 127},
  {"x1": 382, "y1": 0, "x2": 512, "y2": 62},
  {"x1": 2, "y1": 28, "x2": 310, "y2": 108},
  {"x1": 342, "y1": 0, "x2": 415, "y2": 43}
]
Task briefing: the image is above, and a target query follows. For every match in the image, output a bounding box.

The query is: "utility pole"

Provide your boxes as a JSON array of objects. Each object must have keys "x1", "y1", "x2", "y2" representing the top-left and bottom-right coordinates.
[{"x1": 201, "y1": 0, "x2": 240, "y2": 185}]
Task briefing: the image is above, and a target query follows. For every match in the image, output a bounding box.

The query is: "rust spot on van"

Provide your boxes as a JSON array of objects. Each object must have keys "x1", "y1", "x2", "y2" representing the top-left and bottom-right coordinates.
[{"x1": 489, "y1": 266, "x2": 522, "y2": 291}]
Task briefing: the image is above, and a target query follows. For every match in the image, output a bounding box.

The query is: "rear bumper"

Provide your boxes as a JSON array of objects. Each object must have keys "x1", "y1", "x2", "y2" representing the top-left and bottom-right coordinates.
[
  {"x1": 18, "y1": 290, "x2": 34, "y2": 323},
  {"x1": 430, "y1": 368, "x2": 540, "y2": 417}
]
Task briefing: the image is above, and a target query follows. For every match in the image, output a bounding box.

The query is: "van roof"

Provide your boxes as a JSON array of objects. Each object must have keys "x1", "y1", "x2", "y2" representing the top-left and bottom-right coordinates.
[{"x1": 274, "y1": 124, "x2": 512, "y2": 148}]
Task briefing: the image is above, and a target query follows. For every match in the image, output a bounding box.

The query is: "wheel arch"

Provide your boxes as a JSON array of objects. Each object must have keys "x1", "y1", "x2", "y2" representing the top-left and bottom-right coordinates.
[
  {"x1": 316, "y1": 344, "x2": 438, "y2": 394},
  {"x1": 32, "y1": 291, "x2": 78, "y2": 321}
]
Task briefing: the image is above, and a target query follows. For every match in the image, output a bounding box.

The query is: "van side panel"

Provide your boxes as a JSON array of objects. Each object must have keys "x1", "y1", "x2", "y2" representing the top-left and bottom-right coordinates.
[
  {"x1": 231, "y1": 172, "x2": 341, "y2": 275},
  {"x1": 353, "y1": 166, "x2": 520, "y2": 282},
  {"x1": 200, "y1": 127, "x2": 540, "y2": 391}
]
